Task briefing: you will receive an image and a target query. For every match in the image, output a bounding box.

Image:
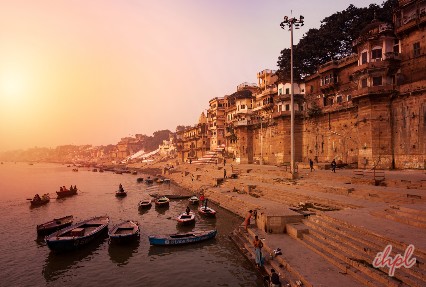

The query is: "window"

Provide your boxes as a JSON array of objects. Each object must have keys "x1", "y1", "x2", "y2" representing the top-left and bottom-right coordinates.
[
  {"x1": 361, "y1": 78, "x2": 368, "y2": 88},
  {"x1": 285, "y1": 104, "x2": 290, "y2": 111},
  {"x1": 285, "y1": 88, "x2": 290, "y2": 94},
  {"x1": 241, "y1": 104, "x2": 245, "y2": 109},
  {"x1": 310, "y1": 85, "x2": 314, "y2": 93},
  {"x1": 361, "y1": 52, "x2": 368, "y2": 64},
  {"x1": 393, "y1": 39, "x2": 399, "y2": 54},
  {"x1": 413, "y1": 42, "x2": 420, "y2": 57},
  {"x1": 347, "y1": 95, "x2": 352, "y2": 101},
  {"x1": 372, "y1": 76, "x2": 382, "y2": 86},
  {"x1": 336, "y1": 96, "x2": 342, "y2": 104},
  {"x1": 278, "y1": 88, "x2": 283, "y2": 95},
  {"x1": 372, "y1": 48, "x2": 382, "y2": 60}
]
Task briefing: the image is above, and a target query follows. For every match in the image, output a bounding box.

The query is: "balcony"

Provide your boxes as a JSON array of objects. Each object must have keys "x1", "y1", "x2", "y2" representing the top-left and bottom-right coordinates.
[
  {"x1": 352, "y1": 58, "x2": 399, "y2": 75},
  {"x1": 272, "y1": 110, "x2": 290, "y2": 118},
  {"x1": 352, "y1": 84, "x2": 395, "y2": 98}
]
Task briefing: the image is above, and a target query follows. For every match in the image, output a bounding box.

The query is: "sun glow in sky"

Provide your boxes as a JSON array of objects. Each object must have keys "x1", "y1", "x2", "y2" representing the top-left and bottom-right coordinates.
[{"x1": 0, "y1": 0, "x2": 384, "y2": 152}]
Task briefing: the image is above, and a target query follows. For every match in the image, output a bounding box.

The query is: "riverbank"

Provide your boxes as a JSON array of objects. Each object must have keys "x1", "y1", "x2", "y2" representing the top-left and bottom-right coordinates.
[{"x1": 127, "y1": 157, "x2": 426, "y2": 286}]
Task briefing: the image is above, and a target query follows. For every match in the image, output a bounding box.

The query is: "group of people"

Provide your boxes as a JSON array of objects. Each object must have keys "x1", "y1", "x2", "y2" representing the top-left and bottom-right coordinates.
[{"x1": 59, "y1": 185, "x2": 77, "y2": 192}]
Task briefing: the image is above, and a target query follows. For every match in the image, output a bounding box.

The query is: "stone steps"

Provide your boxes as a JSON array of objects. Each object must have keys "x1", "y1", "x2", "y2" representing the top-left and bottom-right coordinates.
[
  {"x1": 229, "y1": 227, "x2": 294, "y2": 286},
  {"x1": 304, "y1": 219, "x2": 425, "y2": 287},
  {"x1": 303, "y1": 214, "x2": 426, "y2": 286}
]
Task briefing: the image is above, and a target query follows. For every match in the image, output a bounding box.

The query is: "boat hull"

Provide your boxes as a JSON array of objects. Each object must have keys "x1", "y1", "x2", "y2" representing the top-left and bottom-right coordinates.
[
  {"x1": 108, "y1": 220, "x2": 140, "y2": 244},
  {"x1": 149, "y1": 229, "x2": 217, "y2": 246},
  {"x1": 198, "y1": 206, "x2": 217, "y2": 217},
  {"x1": 45, "y1": 216, "x2": 109, "y2": 252},
  {"x1": 56, "y1": 189, "x2": 78, "y2": 198},
  {"x1": 176, "y1": 212, "x2": 195, "y2": 225},
  {"x1": 37, "y1": 215, "x2": 73, "y2": 236}
]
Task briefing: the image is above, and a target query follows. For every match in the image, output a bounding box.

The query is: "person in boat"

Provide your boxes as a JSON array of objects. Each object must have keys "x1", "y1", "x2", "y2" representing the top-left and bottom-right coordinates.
[
  {"x1": 119, "y1": 183, "x2": 124, "y2": 192},
  {"x1": 33, "y1": 194, "x2": 41, "y2": 202},
  {"x1": 69, "y1": 185, "x2": 73, "y2": 191},
  {"x1": 253, "y1": 235, "x2": 264, "y2": 268},
  {"x1": 73, "y1": 185, "x2": 77, "y2": 191},
  {"x1": 186, "y1": 206, "x2": 190, "y2": 215},
  {"x1": 59, "y1": 186, "x2": 63, "y2": 192},
  {"x1": 204, "y1": 198, "x2": 208, "y2": 210},
  {"x1": 62, "y1": 186, "x2": 68, "y2": 191}
]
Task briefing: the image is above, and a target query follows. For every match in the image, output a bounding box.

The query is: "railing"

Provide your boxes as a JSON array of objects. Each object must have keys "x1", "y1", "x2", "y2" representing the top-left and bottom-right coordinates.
[{"x1": 352, "y1": 85, "x2": 394, "y2": 98}]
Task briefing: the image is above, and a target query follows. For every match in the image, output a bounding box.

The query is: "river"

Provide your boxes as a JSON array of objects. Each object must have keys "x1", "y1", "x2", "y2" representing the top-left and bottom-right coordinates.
[{"x1": 0, "y1": 162, "x2": 263, "y2": 286}]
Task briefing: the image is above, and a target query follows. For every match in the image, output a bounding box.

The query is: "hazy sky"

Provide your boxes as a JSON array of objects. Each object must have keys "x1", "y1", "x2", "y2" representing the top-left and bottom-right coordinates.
[{"x1": 0, "y1": 0, "x2": 384, "y2": 151}]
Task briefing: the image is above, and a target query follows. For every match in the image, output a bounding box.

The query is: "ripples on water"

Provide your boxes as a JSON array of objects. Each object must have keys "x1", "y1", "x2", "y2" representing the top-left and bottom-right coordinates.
[{"x1": 0, "y1": 163, "x2": 263, "y2": 286}]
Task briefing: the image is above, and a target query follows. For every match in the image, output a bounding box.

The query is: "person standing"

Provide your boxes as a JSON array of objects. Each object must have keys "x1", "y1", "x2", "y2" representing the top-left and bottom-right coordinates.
[
  {"x1": 223, "y1": 168, "x2": 227, "y2": 179},
  {"x1": 244, "y1": 210, "x2": 253, "y2": 231},
  {"x1": 223, "y1": 158, "x2": 226, "y2": 166},
  {"x1": 309, "y1": 159, "x2": 314, "y2": 172},
  {"x1": 185, "y1": 206, "x2": 190, "y2": 215},
  {"x1": 253, "y1": 235, "x2": 264, "y2": 268},
  {"x1": 331, "y1": 159, "x2": 337, "y2": 173}
]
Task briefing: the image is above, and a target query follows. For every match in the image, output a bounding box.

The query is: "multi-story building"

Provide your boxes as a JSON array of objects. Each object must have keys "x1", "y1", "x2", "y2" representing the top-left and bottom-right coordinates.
[
  {"x1": 207, "y1": 97, "x2": 226, "y2": 150},
  {"x1": 175, "y1": 113, "x2": 209, "y2": 162}
]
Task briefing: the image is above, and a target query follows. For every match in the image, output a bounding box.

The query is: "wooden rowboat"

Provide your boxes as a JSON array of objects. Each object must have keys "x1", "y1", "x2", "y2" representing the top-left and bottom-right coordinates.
[
  {"x1": 148, "y1": 229, "x2": 217, "y2": 246},
  {"x1": 30, "y1": 193, "x2": 50, "y2": 207},
  {"x1": 108, "y1": 220, "x2": 140, "y2": 243},
  {"x1": 45, "y1": 216, "x2": 109, "y2": 252},
  {"x1": 37, "y1": 215, "x2": 73, "y2": 236},
  {"x1": 188, "y1": 196, "x2": 199, "y2": 205},
  {"x1": 154, "y1": 196, "x2": 170, "y2": 207},
  {"x1": 56, "y1": 188, "x2": 77, "y2": 198},
  {"x1": 138, "y1": 199, "x2": 152, "y2": 209},
  {"x1": 198, "y1": 206, "x2": 217, "y2": 217},
  {"x1": 176, "y1": 212, "x2": 195, "y2": 225}
]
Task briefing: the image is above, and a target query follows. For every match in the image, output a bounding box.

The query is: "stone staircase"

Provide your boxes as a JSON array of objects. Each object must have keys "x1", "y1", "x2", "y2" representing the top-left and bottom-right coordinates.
[
  {"x1": 192, "y1": 147, "x2": 224, "y2": 165},
  {"x1": 371, "y1": 206, "x2": 426, "y2": 229},
  {"x1": 298, "y1": 213, "x2": 426, "y2": 287}
]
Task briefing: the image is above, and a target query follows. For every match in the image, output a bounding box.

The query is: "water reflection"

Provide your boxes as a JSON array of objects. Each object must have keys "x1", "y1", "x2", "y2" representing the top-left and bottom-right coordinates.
[
  {"x1": 42, "y1": 237, "x2": 107, "y2": 282},
  {"x1": 108, "y1": 240, "x2": 139, "y2": 266}
]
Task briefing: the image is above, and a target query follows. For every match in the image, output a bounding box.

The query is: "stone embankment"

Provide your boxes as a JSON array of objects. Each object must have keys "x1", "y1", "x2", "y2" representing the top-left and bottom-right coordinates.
[{"x1": 128, "y1": 158, "x2": 426, "y2": 287}]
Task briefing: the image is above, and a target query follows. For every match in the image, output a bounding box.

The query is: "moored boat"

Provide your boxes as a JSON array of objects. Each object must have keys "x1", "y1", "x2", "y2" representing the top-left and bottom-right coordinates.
[
  {"x1": 189, "y1": 196, "x2": 199, "y2": 205},
  {"x1": 108, "y1": 220, "x2": 140, "y2": 243},
  {"x1": 37, "y1": 215, "x2": 73, "y2": 236},
  {"x1": 148, "y1": 229, "x2": 217, "y2": 246},
  {"x1": 154, "y1": 196, "x2": 170, "y2": 207},
  {"x1": 176, "y1": 212, "x2": 195, "y2": 225},
  {"x1": 30, "y1": 193, "x2": 50, "y2": 207},
  {"x1": 138, "y1": 199, "x2": 152, "y2": 209},
  {"x1": 45, "y1": 216, "x2": 109, "y2": 251},
  {"x1": 198, "y1": 206, "x2": 217, "y2": 217}
]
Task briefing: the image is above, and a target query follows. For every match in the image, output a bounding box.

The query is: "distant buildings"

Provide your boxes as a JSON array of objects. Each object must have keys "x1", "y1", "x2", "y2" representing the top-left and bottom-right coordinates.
[{"x1": 176, "y1": 0, "x2": 425, "y2": 169}]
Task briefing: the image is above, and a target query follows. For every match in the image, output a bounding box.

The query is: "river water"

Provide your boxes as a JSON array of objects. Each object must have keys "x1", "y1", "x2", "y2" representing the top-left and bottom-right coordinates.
[{"x1": 0, "y1": 162, "x2": 263, "y2": 286}]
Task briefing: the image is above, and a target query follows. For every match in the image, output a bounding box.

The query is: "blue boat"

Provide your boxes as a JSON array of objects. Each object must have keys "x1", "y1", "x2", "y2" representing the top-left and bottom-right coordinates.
[
  {"x1": 148, "y1": 229, "x2": 217, "y2": 246},
  {"x1": 108, "y1": 220, "x2": 140, "y2": 244},
  {"x1": 45, "y1": 216, "x2": 109, "y2": 251}
]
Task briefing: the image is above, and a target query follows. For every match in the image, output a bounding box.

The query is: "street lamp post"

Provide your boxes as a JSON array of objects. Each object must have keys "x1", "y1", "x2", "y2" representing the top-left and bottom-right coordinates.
[
  {"x1": 280, "y1": 14, "x2": 304, "y2": 176},
  {"x1": 260, "y1": 117, "x2": 263, "y2": 165}
]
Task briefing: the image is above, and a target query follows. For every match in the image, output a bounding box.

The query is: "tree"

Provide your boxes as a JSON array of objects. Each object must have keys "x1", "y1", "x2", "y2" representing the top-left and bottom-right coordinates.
[{"x1": 277, "y1": 0, "x2": 398, "y2": 80}]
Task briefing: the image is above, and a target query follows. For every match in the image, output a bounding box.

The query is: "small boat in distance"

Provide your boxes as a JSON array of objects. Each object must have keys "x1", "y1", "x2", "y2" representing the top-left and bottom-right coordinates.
[
  {"x1": 30, "y1": 193, "x2": 50, "y2": 207},
  {"x1": 198, "y1": 206, "x2": 217, "y2": 217},
  {"x1": 189, "y1": 196, "x2": 199, "y2": 205},
  {"x1": 108, "y1": 220, "x2": 140, "y2": 243},
  {"x1": 176, "y1": 212, "x2": 195, "y2": 225},
  {"x1": 138, "y1": 199, "x2": 152, "y2": 209},
  {"x1": 148, "y1": 229, "x2": 217, "y2": 246},
  {"x1": 56, "y1": 186, "x2": 78, "y2": 198},
  {"x1": 36, "y1": 215, "x2": 73, "y2": 236},
  {"x1": 136, "y1": 177, "x2": 144, "y2": 183},
  {"x1": 45, "y1": 216, "x2": 109, "y2": 252},
  {"x1": 154, "y1": 196, "x2": 170, "y2": 207},
  {"x1": 116, "y1": 184, "x2": 127, "y2": 197}
]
